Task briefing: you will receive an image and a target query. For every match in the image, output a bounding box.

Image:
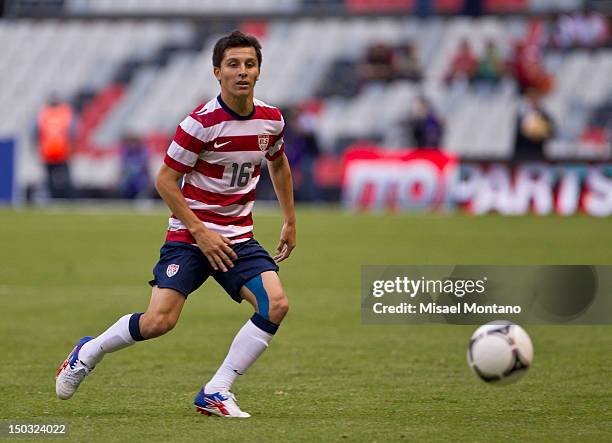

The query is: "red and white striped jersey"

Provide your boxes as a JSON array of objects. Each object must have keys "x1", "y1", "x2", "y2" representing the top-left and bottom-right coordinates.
[{"x1": 163, "y1": 95, "x2": 285, "y2": 244}]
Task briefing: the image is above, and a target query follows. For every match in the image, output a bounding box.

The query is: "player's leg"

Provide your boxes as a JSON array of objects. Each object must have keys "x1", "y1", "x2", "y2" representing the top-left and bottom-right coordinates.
[
  {"x1": 79, "y1": 286, "x2": 186, "y2": 364},
  {"x1": 239, "y1": 270, "x2": 289, "y2": 324},
  {"x1": 206, "y1": 270, "x2": 288, "y2": 393},
  {"x1": 55, "y1": 287, "x2": 185, "y2": 400},
  {"x1": 196, "y1": 271, "x2": 287, "y2": 417},
  {"x1": 139, "y1": 286, "x2": 186, "y2": 338}
]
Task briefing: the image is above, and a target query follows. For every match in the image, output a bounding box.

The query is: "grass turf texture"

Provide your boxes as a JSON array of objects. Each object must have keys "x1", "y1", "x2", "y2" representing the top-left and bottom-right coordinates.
[{"x1": 0, "y1": 208, "x2": 610, "y2": 442}]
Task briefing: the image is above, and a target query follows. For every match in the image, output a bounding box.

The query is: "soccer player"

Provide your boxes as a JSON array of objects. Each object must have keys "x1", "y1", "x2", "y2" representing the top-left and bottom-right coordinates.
[{"x1": 55, "y1": 31, "x2": 295, "y2": 418}]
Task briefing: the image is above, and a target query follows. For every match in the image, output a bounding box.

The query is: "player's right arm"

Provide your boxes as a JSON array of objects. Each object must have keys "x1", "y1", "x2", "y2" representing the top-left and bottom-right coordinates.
[{"x1": 155, "y1": 164, "x2": 237, "y2": 272}]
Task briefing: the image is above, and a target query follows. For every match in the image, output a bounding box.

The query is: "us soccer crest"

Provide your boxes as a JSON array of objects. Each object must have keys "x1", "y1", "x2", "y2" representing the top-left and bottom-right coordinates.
[
  {"x1": 166, "y1": 264, "x2": 180, "y2": 277},
  {"x1": 258, "y1": 134, "x2": 270, "y2": 151}
]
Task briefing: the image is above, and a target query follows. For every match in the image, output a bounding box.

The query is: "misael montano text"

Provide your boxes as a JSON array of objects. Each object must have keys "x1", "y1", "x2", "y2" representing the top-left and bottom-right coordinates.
[{"x1": 369, "y1": 276, "x2": 522, "y2": 315}]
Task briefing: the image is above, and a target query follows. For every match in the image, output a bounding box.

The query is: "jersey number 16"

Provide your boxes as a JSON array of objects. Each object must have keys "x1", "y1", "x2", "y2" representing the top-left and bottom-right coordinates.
[{"x1": 229, "y1": 162, "x2": 253, "y2": 187}]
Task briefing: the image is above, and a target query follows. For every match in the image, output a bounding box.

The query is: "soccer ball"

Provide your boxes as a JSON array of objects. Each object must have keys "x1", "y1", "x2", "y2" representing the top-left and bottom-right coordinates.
[{"x1": 467, "y1": 321, "x2": 533, "y2": 384}]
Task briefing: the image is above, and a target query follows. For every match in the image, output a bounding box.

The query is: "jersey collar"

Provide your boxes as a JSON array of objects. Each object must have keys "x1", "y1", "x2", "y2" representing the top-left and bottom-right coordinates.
[{"x1": 217, "y1": 95, "x2": 255, "y2": 120}]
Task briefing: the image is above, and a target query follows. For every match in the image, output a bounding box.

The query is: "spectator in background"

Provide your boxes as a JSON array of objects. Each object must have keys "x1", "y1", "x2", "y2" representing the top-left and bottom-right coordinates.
[
  {"x1": 508, "y1": 41, "x2": 554, "y2": 95},
  {"x1": 36, "y1": 94, "x2": 76, "y2": 199},
  {"x1": 445, "y1": 39, "x2": 477, "y2": 86},
  {"x1": 574, "y1": 6, "x2": 609, "y2": 49},
  {"x1": 513, "y1": 89, "x2": 555, "y2": 161},
  {"x1": 393, "y1": 41, "x2": 422, "y2": 82},
  {"x1": 118, "y1": 133, "x2": 151, "y2": 199},
  {"x1": 283, "y1": 107, "x2": 321, "y2": 201},
  {"x1": 358, "y1": 42, "x2": 395, "y2": 85},
  {"x1": 550, "y1": 12, "x2": 577, "y2": 50},
  {"x1": 406, "y1": 96, "x2": 445, "y2": 148},
  {"x1": 550, "y1": 7, "x2": 608, "y2": 50},
  {"x1": 475, "y1": 40, "x2": 505, "y2": 89}
]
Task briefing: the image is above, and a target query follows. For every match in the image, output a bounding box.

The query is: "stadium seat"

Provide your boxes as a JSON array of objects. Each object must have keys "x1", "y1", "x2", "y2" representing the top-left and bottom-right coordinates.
[{"x1": 2, "y1": 14, "x2": 610, "y2": 191}]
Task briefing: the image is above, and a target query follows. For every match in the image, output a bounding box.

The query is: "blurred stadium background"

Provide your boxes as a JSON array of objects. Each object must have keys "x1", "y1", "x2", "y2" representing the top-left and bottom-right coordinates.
[
  {"x1": 2, "y1": 2, "x2": 612, "y2": 441},
  {"x1": 0, "y1": 0, "x2": 611, "y2": 215}
]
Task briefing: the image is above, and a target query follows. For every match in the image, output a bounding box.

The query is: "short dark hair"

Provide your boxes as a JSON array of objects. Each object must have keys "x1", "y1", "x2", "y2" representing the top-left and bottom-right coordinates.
[{"x1": 212, "y1": 30, "x2": 262, "y2": 68}]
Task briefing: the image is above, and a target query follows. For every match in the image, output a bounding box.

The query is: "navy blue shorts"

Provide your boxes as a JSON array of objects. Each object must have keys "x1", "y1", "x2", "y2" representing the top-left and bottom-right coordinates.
[{"x1": 148, "y1": 239, "x2": 279, "y2": 303}]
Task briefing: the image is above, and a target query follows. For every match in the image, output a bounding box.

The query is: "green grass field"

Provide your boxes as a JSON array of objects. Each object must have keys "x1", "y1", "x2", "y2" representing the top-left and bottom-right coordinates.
[{"x1": 1, "y1": 207, "x2": 611, "y2": 442}]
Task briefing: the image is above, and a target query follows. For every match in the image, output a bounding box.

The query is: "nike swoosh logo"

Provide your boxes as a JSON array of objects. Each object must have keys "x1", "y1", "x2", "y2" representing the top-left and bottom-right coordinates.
[
  {"x1": 213, "y1": 140, "x2": 231, "y2": 149},
  {"x1": 233, "y1": 369, "x2": 244, "y2": 375}
]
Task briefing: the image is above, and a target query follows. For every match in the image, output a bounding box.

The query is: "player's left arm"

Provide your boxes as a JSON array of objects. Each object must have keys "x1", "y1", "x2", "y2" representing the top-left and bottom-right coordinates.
[{"x1": 267, "y1": 153, "x2": 296, "y2": 262}]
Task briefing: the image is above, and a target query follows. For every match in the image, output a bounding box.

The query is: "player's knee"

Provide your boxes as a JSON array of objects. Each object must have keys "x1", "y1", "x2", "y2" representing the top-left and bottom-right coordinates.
[
  {"x1": 141, "y1": 313, "x2": 177, "y2": 338},
  {"x1": 268, "y1": 292, "x2": 289, "y2": 323}
]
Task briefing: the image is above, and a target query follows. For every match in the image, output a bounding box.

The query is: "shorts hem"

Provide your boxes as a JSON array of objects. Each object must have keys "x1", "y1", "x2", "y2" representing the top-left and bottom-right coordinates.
[{"x1": 148, "y1": 279, "x2": 190, "y2": 298}]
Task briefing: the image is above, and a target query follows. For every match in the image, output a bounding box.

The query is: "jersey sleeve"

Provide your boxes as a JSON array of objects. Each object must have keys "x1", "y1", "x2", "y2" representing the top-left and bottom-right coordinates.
[
  {"x1": 164, "y1": 114, "x2": 207, "y2": 173},
  {"x1": 265, "y1": 114, "x2": 285, "y2": 161}
]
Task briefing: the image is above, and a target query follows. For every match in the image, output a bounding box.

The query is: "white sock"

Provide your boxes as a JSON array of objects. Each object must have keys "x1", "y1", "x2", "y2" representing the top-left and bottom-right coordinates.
[
  {"x1": 205, "y1": 318, "x2": 274, "y2": 393},
  {"x1": 79, "y1": 314, "x2": 136, "y2": 368}
]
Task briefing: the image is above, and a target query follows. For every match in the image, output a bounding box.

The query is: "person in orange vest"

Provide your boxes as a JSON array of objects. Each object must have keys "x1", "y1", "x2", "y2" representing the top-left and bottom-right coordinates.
[{"x1": 37, "y1": 95, "x2": 76, "y2": 199}]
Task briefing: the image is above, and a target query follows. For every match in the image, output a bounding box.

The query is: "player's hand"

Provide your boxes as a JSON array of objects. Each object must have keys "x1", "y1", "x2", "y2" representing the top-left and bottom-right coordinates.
[
  {"x1": 274, "y1": 222, "x2": 296, "y2": 263},
  {"x1": 193, "y1": 229, "x2": 237, "y2": 272}
]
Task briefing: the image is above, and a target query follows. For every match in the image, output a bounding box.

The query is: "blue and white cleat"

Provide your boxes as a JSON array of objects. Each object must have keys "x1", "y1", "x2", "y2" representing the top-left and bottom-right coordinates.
[
  {"x1": 55, "y1": 336, "x2": 94, "y2": 400},
  {"x1": 194, "y1": 389, "x2": 251, "y2": 418}
]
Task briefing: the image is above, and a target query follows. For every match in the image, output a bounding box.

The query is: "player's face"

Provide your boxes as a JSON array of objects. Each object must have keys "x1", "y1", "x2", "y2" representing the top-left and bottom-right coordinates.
[{"x1": 214, "y1": 47, "x2": 260, "y2": 98}]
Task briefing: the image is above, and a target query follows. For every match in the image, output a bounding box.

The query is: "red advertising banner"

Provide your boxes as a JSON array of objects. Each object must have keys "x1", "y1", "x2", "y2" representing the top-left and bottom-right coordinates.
[{"x1": 341, "y1": 146, "x2": 612, "y2": 216}]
